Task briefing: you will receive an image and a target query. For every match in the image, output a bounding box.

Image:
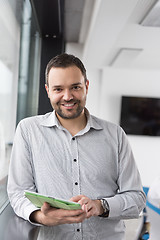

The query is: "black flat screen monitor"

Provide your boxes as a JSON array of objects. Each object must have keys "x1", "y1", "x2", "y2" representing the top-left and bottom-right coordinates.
[{"x1": 120, "y1": 96, "x2": 160, "y2": 136}]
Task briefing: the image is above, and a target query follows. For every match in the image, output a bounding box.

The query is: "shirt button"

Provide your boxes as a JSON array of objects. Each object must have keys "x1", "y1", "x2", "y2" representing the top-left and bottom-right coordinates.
[
  {"x1": 74, "y1": 159, "x2": 77, "y2": 162},
  {"x1": 75, "y1": 182, "x2": 78, "y2": 185},
  {"x1": 72, "y1": 137, "x2": 75, "y2": 140},
  {"x1": 77, "y1": 229, "x2": 80, "y2": 232}
]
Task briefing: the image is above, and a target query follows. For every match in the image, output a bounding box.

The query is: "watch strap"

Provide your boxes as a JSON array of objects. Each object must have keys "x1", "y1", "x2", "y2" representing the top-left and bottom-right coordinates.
[{"x1": 99, "y1": 199, "x2": 109, "y2": 218}]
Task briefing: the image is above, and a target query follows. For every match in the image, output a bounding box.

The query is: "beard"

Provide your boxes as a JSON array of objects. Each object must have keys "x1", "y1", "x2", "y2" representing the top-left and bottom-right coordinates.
[{"x1": 51, "y1": 99, "x2": 86, "y2": 119}]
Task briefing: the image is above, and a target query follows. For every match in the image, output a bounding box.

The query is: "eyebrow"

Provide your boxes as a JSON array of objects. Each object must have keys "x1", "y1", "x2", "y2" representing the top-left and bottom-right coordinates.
[
  {"x1": 71, "y1": 83, "x2": 82, "y2": 86},
  {"x1": 52, "y1": 82, "x2": 82, "y2": 88}
]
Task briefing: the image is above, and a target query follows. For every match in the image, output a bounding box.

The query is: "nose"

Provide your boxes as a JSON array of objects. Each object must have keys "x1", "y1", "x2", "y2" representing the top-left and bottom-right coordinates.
[{"x1": 63, "y1": 89, "x2": 73, "y2": 101}]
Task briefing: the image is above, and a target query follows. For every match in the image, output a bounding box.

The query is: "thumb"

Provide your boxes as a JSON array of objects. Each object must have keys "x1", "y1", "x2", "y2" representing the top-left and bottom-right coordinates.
[
  {"x1": 41, "y1": 202, "x2": 51, "y2": 214},
  {"x1": 69, "y1": 195, "x2": 82, "y2": 202}
]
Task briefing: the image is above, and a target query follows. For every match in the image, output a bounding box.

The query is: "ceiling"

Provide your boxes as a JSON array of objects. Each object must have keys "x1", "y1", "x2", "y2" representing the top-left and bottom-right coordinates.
[
  {"x1": 64, "y1": 0, "x2": 160, "y2": 70},
  {"x1": 1, "y1": 0, "x2": 160, "y2": 72},
  {"x1": 64, "y1": 0, "x2": 85, "y2": 42}
]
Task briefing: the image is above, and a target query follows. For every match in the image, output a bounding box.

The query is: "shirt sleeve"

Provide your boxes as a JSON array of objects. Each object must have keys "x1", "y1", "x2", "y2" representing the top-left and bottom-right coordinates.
[
  {"x1": 7, "y1": 120, "x2": 39, "y2": 222},
  {"x1": 104, "y1": 127, "x2": 146, "y2": 220}
]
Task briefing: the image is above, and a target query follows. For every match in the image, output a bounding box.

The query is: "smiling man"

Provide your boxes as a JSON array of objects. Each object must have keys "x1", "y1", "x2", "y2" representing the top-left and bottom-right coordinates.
[
  {"x1": 7, "y1": 53, "x2": 146, "y2": 240},
  {"x1": 45, "y1": 64, "x2": 89, "y2": 136},
  {"x1": 46, "y1": 65, "x2": 88, "y2": 119}
]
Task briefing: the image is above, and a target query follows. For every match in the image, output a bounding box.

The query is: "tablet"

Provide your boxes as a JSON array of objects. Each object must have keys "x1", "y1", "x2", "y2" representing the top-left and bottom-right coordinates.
[{"x1": 24, "y1": 191, "x2": 81, "y2": 210}]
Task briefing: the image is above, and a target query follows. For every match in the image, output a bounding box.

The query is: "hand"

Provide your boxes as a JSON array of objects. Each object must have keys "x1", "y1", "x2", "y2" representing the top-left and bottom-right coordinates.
[
  {"x1": 70, "y1": 195, "x2": 104, "y2": 219},
  {"x1": 30, "y1": 202, "x2": 87, "y2": 226}
]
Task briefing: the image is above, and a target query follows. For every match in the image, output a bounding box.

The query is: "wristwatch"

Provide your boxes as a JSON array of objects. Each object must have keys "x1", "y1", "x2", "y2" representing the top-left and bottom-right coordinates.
[{"x1": 99, "y1": 199, "x2": 110, "y2": 218}]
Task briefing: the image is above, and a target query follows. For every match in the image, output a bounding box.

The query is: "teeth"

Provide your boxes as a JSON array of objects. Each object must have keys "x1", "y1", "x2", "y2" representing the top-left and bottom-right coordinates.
[{"x1": 64, "y1": 103, "x2": 74, "y2": 107}]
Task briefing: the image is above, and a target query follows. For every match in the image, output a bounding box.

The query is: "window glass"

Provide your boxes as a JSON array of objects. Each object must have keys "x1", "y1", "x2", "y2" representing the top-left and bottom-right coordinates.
[
  {"x1": 0, "y1": 0, "x2": 41, "y2": 211},
  {"x1": 0, "y1": 0, "x2": 23, "y2": 211},
  {"x1": 16, "y1": 0, "x2": 41, "y2": 123},
  {"x1": 0, "y1": 0, "x2": 23, "y2": 179}
]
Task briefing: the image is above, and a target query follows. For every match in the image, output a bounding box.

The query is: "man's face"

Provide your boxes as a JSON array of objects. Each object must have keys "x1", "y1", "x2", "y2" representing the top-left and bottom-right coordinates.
[{"x1": 45, "y1": 65, "x2": 89, "y2": 119}]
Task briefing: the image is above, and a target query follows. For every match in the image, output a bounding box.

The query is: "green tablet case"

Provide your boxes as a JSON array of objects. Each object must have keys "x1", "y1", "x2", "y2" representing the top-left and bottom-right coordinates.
[{"x1": 25, "y1": 191, "x2": 81, "y2": 210}]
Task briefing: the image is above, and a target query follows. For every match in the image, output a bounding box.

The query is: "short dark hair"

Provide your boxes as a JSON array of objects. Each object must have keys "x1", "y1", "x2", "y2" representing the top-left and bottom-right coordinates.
[{"x1": 45, "y1": 53, "x2": 87, "y2": 86}]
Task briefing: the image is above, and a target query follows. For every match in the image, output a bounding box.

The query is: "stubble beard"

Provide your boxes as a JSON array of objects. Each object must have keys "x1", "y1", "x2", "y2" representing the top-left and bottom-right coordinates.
[{"x1": 52, "y1": 99, "x2": 86, "y2": 119}]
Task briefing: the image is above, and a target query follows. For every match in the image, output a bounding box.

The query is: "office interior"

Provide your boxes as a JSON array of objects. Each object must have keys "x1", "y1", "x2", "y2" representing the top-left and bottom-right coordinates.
[{"x1": 0, "y1": 0, "x2": 160, "y2": 239}]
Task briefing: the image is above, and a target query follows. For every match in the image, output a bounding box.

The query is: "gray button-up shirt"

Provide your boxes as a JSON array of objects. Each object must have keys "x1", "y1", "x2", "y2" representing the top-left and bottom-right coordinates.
[{"x1": 7, "y1": 109, "x2": 145, "y2": 240}]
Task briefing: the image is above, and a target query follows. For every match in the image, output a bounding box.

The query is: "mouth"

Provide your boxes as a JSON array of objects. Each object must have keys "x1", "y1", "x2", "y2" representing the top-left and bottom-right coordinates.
[{"x1": 61, "y1": 102, "x2": 77, "y2": 109}]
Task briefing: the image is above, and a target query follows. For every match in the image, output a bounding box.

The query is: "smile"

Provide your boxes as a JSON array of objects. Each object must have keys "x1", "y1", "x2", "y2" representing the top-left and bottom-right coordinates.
[
  {"x1": 61, "y1": 102, "x2": 77, "y2": 109},
  {"x1": 63, "y1": 103, "x2": 75, "y2": 107}
]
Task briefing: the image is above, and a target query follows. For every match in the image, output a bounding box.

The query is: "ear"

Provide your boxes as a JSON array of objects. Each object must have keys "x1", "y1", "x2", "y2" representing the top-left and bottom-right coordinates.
[
  {"x1": 86, "y1": 79, "x2": 89, "y2": 94},
  {"x1": 45, "y1": 84, "x2": 50, "y2": 98}
]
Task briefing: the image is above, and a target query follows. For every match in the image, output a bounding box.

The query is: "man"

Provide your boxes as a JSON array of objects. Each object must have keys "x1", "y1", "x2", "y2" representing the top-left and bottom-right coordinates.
[{"x1": 8, "y1": 53, "x2": 146, "y2": 239}]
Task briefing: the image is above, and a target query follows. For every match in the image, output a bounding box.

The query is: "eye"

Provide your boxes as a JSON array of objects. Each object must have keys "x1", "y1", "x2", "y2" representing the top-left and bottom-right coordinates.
[
  {"x1": 54, "y1": 88, "x2": 62, "y2": 92},
  {"x1": 72, "y1": 86, "x2": 81, "y2": 90}
]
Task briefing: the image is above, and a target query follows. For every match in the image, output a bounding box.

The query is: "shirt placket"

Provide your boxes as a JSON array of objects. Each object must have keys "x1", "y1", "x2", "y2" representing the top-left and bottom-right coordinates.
[{"x1": 70, "y1": 136, "x2": 83, "y2": 239}]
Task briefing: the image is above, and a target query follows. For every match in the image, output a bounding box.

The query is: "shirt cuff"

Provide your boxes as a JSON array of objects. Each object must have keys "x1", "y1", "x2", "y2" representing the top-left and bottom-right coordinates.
[
  {"x1": 104, "y1": 196, "x2": 121, "y2": 218},
  {"x1": 24, "y1": 205, "x2": 43, "y2": 226}
]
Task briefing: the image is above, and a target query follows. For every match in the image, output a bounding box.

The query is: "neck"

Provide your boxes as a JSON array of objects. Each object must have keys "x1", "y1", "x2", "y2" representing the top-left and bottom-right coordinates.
[{"x1": 56, "y1": 110, "x2": 87, "y2": 136}]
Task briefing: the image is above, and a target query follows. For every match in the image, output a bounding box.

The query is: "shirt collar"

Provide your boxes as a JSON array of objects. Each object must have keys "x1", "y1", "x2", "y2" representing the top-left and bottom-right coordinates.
[
  {"x1": 40, "y1": 111, "x2": 60, "y2": 127},
  {"x1": 40, "y1": 108, "x2": 103, "y2": 131},
  {"x1": 84, "y1": 108, "x2": 102, "y2": 131}
]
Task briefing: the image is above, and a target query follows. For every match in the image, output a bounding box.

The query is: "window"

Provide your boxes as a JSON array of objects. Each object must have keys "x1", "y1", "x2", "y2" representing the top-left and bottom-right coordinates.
[
  {"x1": 0, "y1": 0, "x2": 23, "y2": 211},
  {"x1": 0, "y1": 0, "x2": 23, "y2": 179},
  {"x1": 16, "y1": 0, "x2": 41, "y2": 123},
  {"x1": 0, "y1": 0, "x2": 41, "y2": 211}
]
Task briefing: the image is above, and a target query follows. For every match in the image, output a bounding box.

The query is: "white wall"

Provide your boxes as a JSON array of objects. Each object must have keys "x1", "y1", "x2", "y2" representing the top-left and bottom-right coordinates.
[{"x1": 96, "y1": 67, "x2": 160, "y2": 186}]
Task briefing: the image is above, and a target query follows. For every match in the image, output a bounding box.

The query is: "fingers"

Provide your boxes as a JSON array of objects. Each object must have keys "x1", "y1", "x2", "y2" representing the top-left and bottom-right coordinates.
[
  {"x1": 78, "y1": 196, "x2": 92, "y2": 213},
  {"x1": 72, "y1": 196, "x2": 102, "y2": 218},
  {"x1": 41, "y1": 202, "x2": 85, "y2": 218},
  {"x1": 70, "y1": 195, "x2": 91, "y2": 213},
  {"x1": 59, "y1": 209, "x2": 85, "y2": 217},
  {"x1": 64, "y1": 212, "x2": 87, "y2": 224},
  {"x1": 69, "y1": 195, "x2": 83, "y2": 202},
  {"x1": 78, "y1": 196, "x2": 89, "y2": 205},
  {"x1": 39, "y1": 195, "x2": 101, "y2": 226}
]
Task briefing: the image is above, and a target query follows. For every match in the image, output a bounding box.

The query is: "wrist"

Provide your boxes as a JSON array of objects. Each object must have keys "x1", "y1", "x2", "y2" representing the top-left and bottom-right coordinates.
[
  {"x1": 95, "y1": 199, "x2": 104, "y2": 215},
  {"x1": 30, "y1": 210, "x2": 43, "y2": 224},
  {"x1": 98, "y1": 199, "x2": 109, "y2": 218}
]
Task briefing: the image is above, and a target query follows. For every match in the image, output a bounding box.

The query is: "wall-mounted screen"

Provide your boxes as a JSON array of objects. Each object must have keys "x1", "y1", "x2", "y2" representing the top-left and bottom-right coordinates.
[{"x1": 120, "y1": 96, "x2": 160, "y2": 136}]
